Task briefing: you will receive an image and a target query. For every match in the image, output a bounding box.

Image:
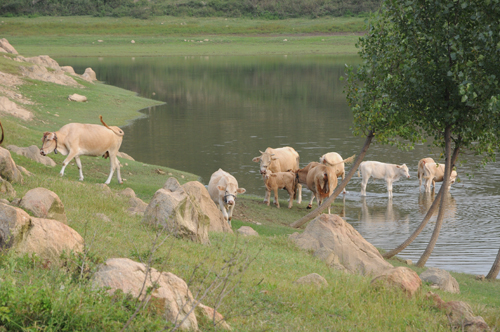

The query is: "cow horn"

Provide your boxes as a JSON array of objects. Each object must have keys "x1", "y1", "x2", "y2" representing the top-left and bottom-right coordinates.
[{"x1": 259, "y1": 150, "x2": 265, "y2": 154}]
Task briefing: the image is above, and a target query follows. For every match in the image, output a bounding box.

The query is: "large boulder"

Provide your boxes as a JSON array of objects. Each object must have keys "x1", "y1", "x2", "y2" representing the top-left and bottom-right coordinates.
[
  {"x1": 20, "y1": 64, "x2": 81, "y2": 87},
  {"x1": 0, "y1": 39, "x2": 18, "y2": 54},
  {"x1": 20, "y1": 187, "x2": 67, "y2": 223},
  {"x1": 0, "y1": 96, "x2": 33, "y2": 121},
  {"x1": 371, "y1": 267, "x2": 422, "y2": 297},
  {"x1": 0, "y1": 147, "x2": 23, "y2": 183},
  {"x1": 419, "y1": 267, "x2": 460, "y2": 294},
  {"x1": 21, "y1": 55, "x2": 61, "y2": 70},
  {"x1": 7, "y1": 145, "x2": 56, "y2": 167},
  {"x1": 13, "y1": 217, "x2": 83, "y2": 264},
  {"x1": 143, "y1": 178, "x2": 227, "y2": 244},
  {"x1": 289, "y1": 214, "x2": 393, "y2": 276},
  {"x1": 0, "y1": 203, "x2": 31, "y2": 249},
  {"x1": 81, "y1": 67, "x2": 97, "y2": 81},
  {"x1": 93, "y1": 258, "x2": 198, "y2": 331}
]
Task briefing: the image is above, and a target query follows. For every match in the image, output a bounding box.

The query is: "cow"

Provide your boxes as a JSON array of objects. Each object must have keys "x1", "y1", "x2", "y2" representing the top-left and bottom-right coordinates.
[
  {"x1": 208, "y1": 168, "x2": 246, "y2": 225},
  {"x1": 0, "y1": 120, "x2": 4, "y2": 144},
  {"x1": 359, "y1": 161, "x2": 410, "y2": 198},
  {"x1": 423, "y1": 162, "x2": 458, "y2": 193},
  {"x1": 40, "y1": 115, "x2": 124, "y2": 184},
  {"x1": 305, "y1": 163, "x2": 338, "y2": 214},
  {"x1": 417, "y1": 157, "x2": 435, "y2": 191},
  {"x1": 319, "y1": 152, "x2": 348, "y2": 193},
  {"x1": 262, "y1": 170, "x2": 298, "y2": 208},
  {"x1": 252, "y1": 147, "x2": 302, "y2": 204}
]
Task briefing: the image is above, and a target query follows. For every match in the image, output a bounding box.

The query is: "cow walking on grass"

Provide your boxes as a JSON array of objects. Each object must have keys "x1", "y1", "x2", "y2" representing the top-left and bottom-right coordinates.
[{"x1": 208, "y1": 168, "x2": 246, "y2": 225}]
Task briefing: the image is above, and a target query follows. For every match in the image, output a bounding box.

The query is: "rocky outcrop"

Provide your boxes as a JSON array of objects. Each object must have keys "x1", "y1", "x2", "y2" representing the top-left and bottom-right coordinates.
[
  {"x1": 0, "y1": 96, "x2": 33, "y2": 121},
  {"x1": 289, "y1": 214, "x2": 393, "y2": 276},
  {"x1": 294, "y1": 273, "x2": 328, "y2": 287},
  {"x1": 20, "y1": 55, "x2": 61, "y2": 70},
  {"x1": 143, "y1": 178, "x2": 228, "y2": 244},
  {"x1": 0, "y1": 147, "x2": 23, "y2": 183},
  {"x1": 93, "y1": 258, "x2": 199, "y2": 331},
  {"x1": 426, "y1": 292, "x2": 489, "y2": 331},
  {"x1": 0, "y1": 203, "x2": 31, "y2": 249},
  {"x1": 68, "y1": 93, "x2": 87, "y2": 102},
  {"x1": 237, "y1": 226, "x2": 258, "y2": 237},
  {"x1": 0, "y1": 39, "x2": 18, "y2": 54},
  {"x1": 20, "y1": 187, "x2": 67, "y2": 223},
  {"x1": 420, "y1": 267, "x2": 460, "y2": 294},
  {"x1": 7, "y1": 145, "x2": 56, "y2": 167},
  {"x1": 61, "y1": 66, "x2": 76, "y2": 75},
  {"x1": 20, "y1": 64, "x2": 81, "y2": 87},
  {"x1": 371, "y1": 267, "x2": 422, "y2": 297}
]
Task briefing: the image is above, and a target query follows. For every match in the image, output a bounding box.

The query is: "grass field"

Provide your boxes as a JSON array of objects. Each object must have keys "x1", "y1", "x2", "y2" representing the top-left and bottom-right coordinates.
[{"x1": 0, "y1": 17, "x2": 499, "y2": 331}]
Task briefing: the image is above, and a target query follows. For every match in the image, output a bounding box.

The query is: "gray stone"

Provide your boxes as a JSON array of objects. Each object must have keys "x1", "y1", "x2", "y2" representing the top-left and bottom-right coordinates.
[
  {"x1": 420, "y1": 267, "x2": 460, "y2": 294},
  {"x1": 237, "y1": 226, "x2": 258, "y2": 237},
  {"x1": 0, "y1": 147, "x2": 23, "y2": 183},
  {"x1": 7, "y1": 145, "x2": 56, "y2": 167}
]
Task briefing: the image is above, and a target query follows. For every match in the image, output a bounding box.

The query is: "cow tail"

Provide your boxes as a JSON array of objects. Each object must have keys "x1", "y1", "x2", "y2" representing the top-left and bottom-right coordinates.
[
  {"x1": 100, "y1": 115, "x2": 124, "y2": 136},
  {"x1": 0, "y1": 120, "x2": 4, "y2": 145}
]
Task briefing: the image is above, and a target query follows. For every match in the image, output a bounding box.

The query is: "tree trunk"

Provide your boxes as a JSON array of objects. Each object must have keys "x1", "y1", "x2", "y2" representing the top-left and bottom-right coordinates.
[
  {"x1": 290, "y1": 131, "x2": 374, "y2": 229},
  {"x1": 383, "y1": 146, "x2": 460, "y2": 259},
  {"x1": 417, "y1": 126, "x2": 453, "y2": 268},
  {"x1": 486, "y1": 248, "x2": 500, "y2": 280}
]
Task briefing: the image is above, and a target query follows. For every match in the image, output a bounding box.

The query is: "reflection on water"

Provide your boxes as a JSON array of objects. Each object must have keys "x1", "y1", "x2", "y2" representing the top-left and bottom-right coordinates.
[{"x1": 57, "y1": 55, "x2": 500, "y2": 278}]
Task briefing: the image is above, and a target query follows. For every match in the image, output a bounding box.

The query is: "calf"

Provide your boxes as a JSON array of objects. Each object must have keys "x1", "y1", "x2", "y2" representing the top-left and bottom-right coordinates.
[
  {"x1": 305, "y1": 164, "x2": 338, "y2": 214},
  {"x1": 40, "y1": 115, "x2": 124, "y2": 184},
  {"x1": 417, "y1": 157, "x2": 435, "y2": 191},
  {"x1": 423, "y1": 162, "x2": 458, "y2": 193},
  {"x1": 208, "y1": 168, "x2": 246, "y2": 224},
  {"x1": 262, "y1": 170, "x2": 298, "y2": 209},
  {"x1": 359, "y1": 161, "x2": 410, "y2": 198}
]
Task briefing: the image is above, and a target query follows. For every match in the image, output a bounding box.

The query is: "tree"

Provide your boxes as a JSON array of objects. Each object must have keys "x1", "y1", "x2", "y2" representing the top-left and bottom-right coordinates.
[{"x1": 333, "y1": 0, "x2": 500, "y2": 268}]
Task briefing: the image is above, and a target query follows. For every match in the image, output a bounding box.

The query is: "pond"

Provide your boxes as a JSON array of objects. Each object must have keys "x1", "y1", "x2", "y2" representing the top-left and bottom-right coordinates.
[{"x1": 58, "y1": 55, "x2": 500, "y2": 278}]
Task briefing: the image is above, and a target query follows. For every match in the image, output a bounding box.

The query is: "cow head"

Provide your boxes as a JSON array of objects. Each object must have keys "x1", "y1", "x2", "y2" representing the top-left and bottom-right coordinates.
[
  {"x1": 217, "y1": 184, "x2": 246, "y2": 206},
  {"x1": 252, "y1": 150, "x2": 278, "y2": 175},
  {"x1": 40, "y1": 131, "x2": 58, "y2": 156},
  {"x1": 450, "y1": 169, "x2": 458, "y2": 185},
  {"x1": 396, "y1": 164, "x2": 410, "y2": 178}
]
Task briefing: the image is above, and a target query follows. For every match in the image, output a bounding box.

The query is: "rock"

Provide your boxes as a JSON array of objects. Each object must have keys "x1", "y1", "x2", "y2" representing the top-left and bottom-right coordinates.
[
  {"x1": 60, "y1": 66, "x2": 76, "y2": 75},
  {"x1": 7, "y1": 145, "x2": 56, "y2": 167},
  {"x1": 119, "y1": 188, "x2": 137, "y2": 198},
  {"x1": 294, "y1": 273, "x2": 328, "y2": 287},
  {"x1": 0, "y1": 177, "x2": 16, "y2": 198},
  {"x1": 289, "y1": 214, "x2": 393, "y2": 276},
  {"x1": 0, "y1": 96, "x2": 33, "y2": 120},
  {"x1": 426, "y1": 292, "x2": 489, "y2": 332},
  {"x1": 0, "y1": 199, "x2": 9, "y2": 205},
  {"x1": 420, "y1": 267, "x2": 460, "y2": 294},
  {"x1": 313, "y1": 247, "x2": 348, "y2": 272},
  {"x1": 68, "y1": 93, "x2": 87, "y2": 102},
  {"x1": 237, "y1": 226, "x2": 258, "y2": 236},
  {"x1": 20, "y1": 64, "x2": 81, "y2": 87},
  {"x1": 131, "y1": 40, "x2": 135, "y2": 44},
  {"x1": 95, "y1": 213, "x2": 111, "y2": 223},
  {"x1": 127, "y1": 196, "x2": 148, "y2": 216},
  {"x1": 93, "y1": 258, "x2": 198, "y2": 330},
  {"x1": 475, "y1": 275, "x2": 485, "y2": 281},
  {"x1": 0, "y1": 203, "x2": 31, "y2": 249},
  {"x1": 144, "y1": 178, "x2": 213, "y2": 244},
  {"x1": 155, "y1": 168, "x2": 166, "y2": 175},
  {"x1": 0, "y1": 147, "x2": 23, "y2": 183},
  {"x1": 13, "y1": 217, "x2": 83, "y2": 264},
  {"x1": 16, "y1": 165, "x2": 32, "y2": 177},
  {"x1": 20, "y1": 187, "x2": 67, "y2": 223},
  {"x1": 95, "y1": 183, "x2": 113, "y2": 196},
  {"x1": 405, "y1": 259, "x2": 413, "y2": 265},
  {"x1": 10, "y1": 198, "x2": 21, "y2": 206},
  {"x1": 21, "y1": 55, "x2": 61, "y2": 70},
  {"x1": 81, "y1": 67, "x2": 97, "y2": 81},
  {"x1": 0, "y1": 39, "x2": 18, "y2": 54},
  {"x1": 117, "y1": 151, "x2": 135, "y2": 161},
  {"x1": 195, "y1": 304, "x2": 231, "y2": 330},
  {"x1": 371, "y1": 267, "x2": 422, "y2": 297}
]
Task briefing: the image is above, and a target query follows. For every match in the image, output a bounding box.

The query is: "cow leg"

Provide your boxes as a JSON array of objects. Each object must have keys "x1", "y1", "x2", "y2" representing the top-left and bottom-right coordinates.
[
  {"x1": 424, "y1": 177, "x2": 432, "y2": 193},
  {"x1": 227, "y1": 203, "x2": 235, "y2": 224},
  {"x1": 307, "y1": 195, "x2": 315, "y2": 209},
  {"x1": 386, "y1": 179, "x2": 393, "y2": 198},
  {"x1": 341, "y1": 172, "x2": 347, "y2": 194},
  {"x1": 60, "y1": 150, "x2": 78, "y2": 177},
  {"x1": 218, "y1": 198, "x2": 230, "y2": 222},
  {"x1": 75, "y1": 156, "x2": 84, "y2": 181},
  {"x1": 296, "y1": 183, "x2": 302, "y2": 204},
  {"x1": 273, "y1": 188, "x2": 280, "y2": 208},
  {"x1": 360, "y1": 175, "x2": 369, "y2": 196},
  {"x1": 265, "y1": 189, "x2": 271, "y2": 206},
  {"x1": 114, "y1": 156, "x2": 123, "y2": 184},
  {"x1": 104, "y1": 156, "x2": 117, "y2": 185}
]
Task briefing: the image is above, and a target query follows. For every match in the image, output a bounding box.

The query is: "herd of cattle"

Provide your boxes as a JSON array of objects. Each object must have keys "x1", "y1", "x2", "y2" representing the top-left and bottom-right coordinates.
[{"x1": 34, "y1": 118, "x2": 458, "y2": 225}]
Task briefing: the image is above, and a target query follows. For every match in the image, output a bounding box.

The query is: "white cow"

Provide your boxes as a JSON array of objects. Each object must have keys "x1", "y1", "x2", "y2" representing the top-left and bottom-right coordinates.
[
  {"x1": 319, "y1": 152, "x2": 347, "y2": 193},
  {"x1": 359, "y1": 161, "x2": 410, "y2": 198},
  {"x1": 423, "y1": 163, "x2": 458, "y2": 193},
  {"x1": 208, "y1": 169, "x2": 246, "y2": 225},
  {"x1": 417, "y1": 157, "x2": 435, "y2": 191},
  {"x1": 252, "y1": 146, "x2": 302, "y2": 204},
  {"x1": 40, "y1": 116, "x2": 124, "y2": 184}
]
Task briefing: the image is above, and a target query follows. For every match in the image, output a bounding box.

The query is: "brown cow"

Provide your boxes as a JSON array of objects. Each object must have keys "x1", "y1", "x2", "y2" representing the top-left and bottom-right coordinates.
[
  {"x1": 417, "y1": 157, "x2": 435, "y2": 191},
  {"x1": 262, "y1": 170, "x2": 298, "y2": 209},
  {"x1": 40, "y1": 115, "x2": 124, "y2": 184},
  {"x1": 295, "y1": 162, "x2": 321, "y2": 208},
  {"x1": 305, "y1": 164, "x2": 338, "y2": 214},
  {"x1": 253, "y1": 146, "x2": 302, "y2": 204},
  {"x1": 319, "y1": 152, "x2": 348, "y2": 193}
]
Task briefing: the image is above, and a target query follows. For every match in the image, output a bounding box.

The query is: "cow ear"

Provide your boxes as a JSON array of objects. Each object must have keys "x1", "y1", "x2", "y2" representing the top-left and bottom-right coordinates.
[
  {"x1": 217, "y1": 185, "x2": 226, "y2": 191},
  {"x1": 237, "y1": 188, "x2": 246, "y2": 194},
  {"x1": 271, "y1": 157, "x2": 278, "y2": 161},
  {"x1": 396, "y1": 165, "x2": 401, "y2": 168},
  {"x1": 252, "y1": 157, "x2": 261, "y2": 162}
]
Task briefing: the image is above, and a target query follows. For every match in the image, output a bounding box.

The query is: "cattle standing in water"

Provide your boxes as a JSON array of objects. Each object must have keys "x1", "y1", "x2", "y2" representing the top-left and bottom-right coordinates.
[
  {"x1": 262, "y1": 170, "x2": 298, "y2": 208},
  {"x1": 359, "y1": 161, "x2": 410, "y2": 198},
  {"x1": 252, "y1": 147, "x2": 302, "y2": 204},
  {"x1": 319, "y1": 152, "x2": 348, "y2": 193},
  {"x1": 208, "y1": 168, "x2": 246, "y2": 225},
  {"x1": 305, "y1": 164, "x2": 338, "y2": 214},
  {"x1": 295, "y1": 162, "x2": 322, "y2": 209},
  {"x1": 423, "y1": 162, "x2": 458, "y2": 193},
  {"x1": 40, "y1": 115, "x2": 124, "y2": 184},
  {"x1": 417, "y1": 157, "x2": 435, "y2": 191}
]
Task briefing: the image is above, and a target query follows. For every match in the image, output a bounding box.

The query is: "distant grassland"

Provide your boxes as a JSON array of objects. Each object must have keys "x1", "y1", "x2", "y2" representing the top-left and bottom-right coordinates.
[{"x1": 2, "y1": 16, "x2": 364, "y2": 56}]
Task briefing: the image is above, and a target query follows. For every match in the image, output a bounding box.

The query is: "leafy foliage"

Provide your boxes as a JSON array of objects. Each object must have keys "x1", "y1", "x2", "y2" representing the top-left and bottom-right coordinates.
[{"x1": 345, "y1": 0, "x2": 500, "y2": 161}]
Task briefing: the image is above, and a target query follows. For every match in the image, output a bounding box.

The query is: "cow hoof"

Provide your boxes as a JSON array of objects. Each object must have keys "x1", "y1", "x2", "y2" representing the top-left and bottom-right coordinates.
[
  {"x1": 79, "y1": 178, "x2": 84, "y2": 181},
  {"x1": 307, "y1": 204, "x2": 312, "y2": 209}
]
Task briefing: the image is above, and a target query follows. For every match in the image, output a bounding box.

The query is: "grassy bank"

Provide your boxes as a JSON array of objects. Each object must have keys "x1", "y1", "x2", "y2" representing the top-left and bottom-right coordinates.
[
  {"x1": 2, "y1": 16, "x2": 363, "y2": 56},
  {"x1": 0, "y1": 34, "x2": 499, "y2": 331}
]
